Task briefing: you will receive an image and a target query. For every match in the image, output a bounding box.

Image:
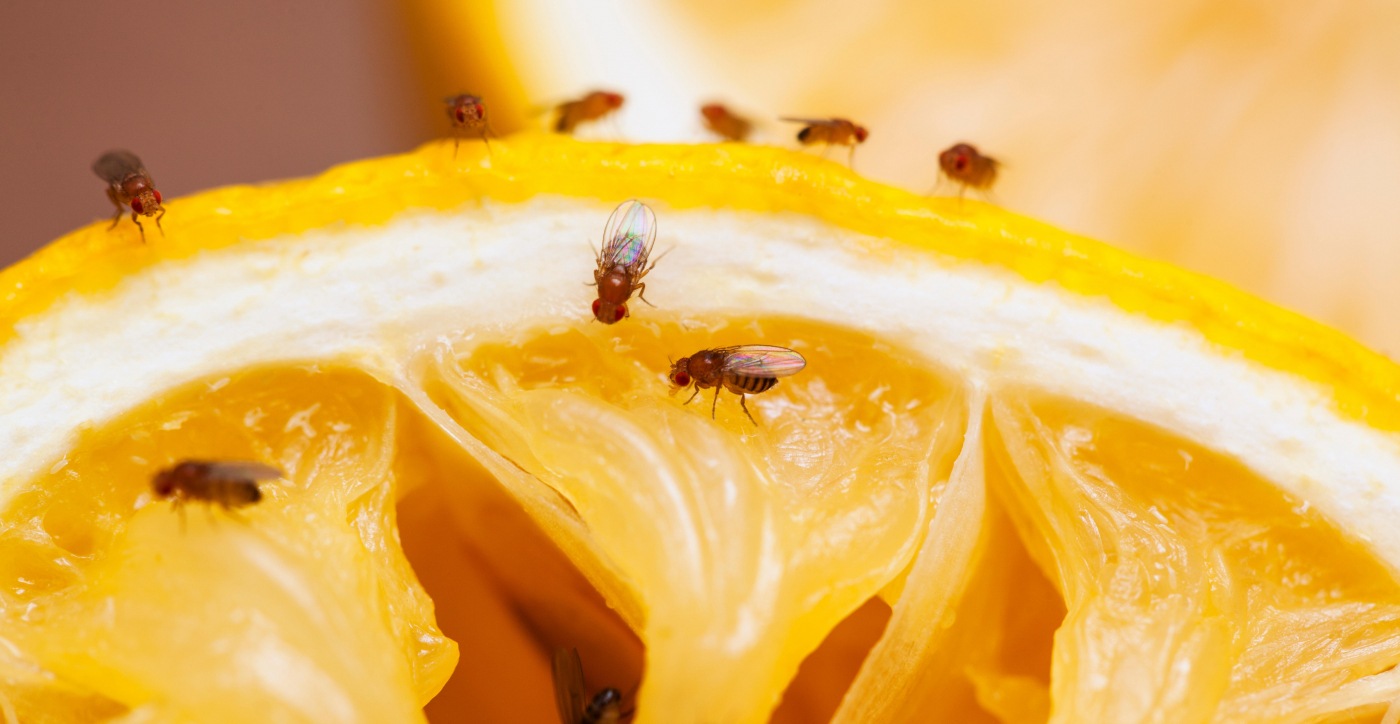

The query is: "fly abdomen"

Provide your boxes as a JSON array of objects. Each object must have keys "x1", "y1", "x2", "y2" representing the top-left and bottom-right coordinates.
[
  {"x1": 214, "y1": 478, "x2": 262, "y2": 508},
  {"x1": 727, "y1": 373, "x2": 778, "y2": 395},
  {"x1": 583, "y1": 687, "x2": 623, "y2": 724}
]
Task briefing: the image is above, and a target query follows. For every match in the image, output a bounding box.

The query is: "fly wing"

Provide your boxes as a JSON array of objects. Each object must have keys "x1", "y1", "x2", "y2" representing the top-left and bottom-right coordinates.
[
  {"x1": 201, "y1": 461, "x2": 285, "y2": 483},
  {"x1": 719, "y1": 345, "x2": 807, "y2": 378},
  {"x1": 552, "y1": 648, "x2": 587, "y2": 723},
  {"x1": 778, "y1": 117, "x2": 839, "y2": 127},
  {"x1": 600, "y1": 200, "x2": 657, "y2": 271},
  {"x1": 92, "y1": 150, "x2": 146, "y2": 183}
]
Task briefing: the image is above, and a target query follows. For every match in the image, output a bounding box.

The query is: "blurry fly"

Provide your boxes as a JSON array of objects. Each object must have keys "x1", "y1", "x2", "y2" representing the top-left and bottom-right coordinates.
[
  {"x1": 780, "y1": 117, "x2": 868, "y2": 167},
  {"x1": 444, "y1": 93, "x2": 492, "y2": 156},
  {"x1": 590, "y1": 200, "x2": 660, "y2": 324},
  {"x1": 151, "y1": 460, "x2": 282, "y2": 520},
  {"x1": 554, "y1": 91, "x2": 625, "y2": 134},
  {"x1": 937, "y1": 142, "x2": 1000, "y2": 198},
  {"x1": 93, "y1": 150, "x2": 165, "y2": 242},
  {"x1": 553, "y1": 648, "x2": 629, "y2": 724},
  {"x1": 700, "y1": 103, "x2": 752, "y2": 142},
  {"x1": 668, "y1": 345, "x2": 807, "y2": 425}
]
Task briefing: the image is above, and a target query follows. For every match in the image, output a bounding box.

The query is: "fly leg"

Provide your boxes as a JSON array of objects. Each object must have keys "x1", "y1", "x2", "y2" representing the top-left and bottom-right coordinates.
[
  {"x1": 847, "y1": 144, "x2": 857, "y2": 170},
  {"x1": 645, "y1": 246, "x2": 673, "y2": 270},
  {"x1": 738, "y1": 395, "x2": 758, "y2": 426},
  {"x1": 130, "y1": 211, "x2": 147, "y2": 243},
  {"x1": 221, "y1": 502, "x2": 250, "y2": 525},
  {"x1": 106, "y1": 188, "x2": 124, "y2": 229},
  {"x1": 711, "y1": 385, "x2": 721, "y2": 419},
  {"x1": 683, "y1": 387, "x2": 700, "y2": 405},
  {"x1": 154, "y1": 207, "x2": 166, "y2": 237},
  {"x1": 635, "y1": 282, "x2": 656, "y2": 307}
]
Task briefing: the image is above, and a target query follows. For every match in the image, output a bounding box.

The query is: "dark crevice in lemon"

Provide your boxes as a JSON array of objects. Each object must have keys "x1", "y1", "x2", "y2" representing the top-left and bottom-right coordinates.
[
  {"x1": 396, "y1": 409, "x2": 643, "y2": 723},
  {"x1": 868, "y1": 450, "x2": 1062, "y2": 723},
  {"x1": 772, "y1": 596, "x2": 892, "y2": 724},
  {"x1": 959, "y1": 478, "x2": 1063, "y2": 723}
]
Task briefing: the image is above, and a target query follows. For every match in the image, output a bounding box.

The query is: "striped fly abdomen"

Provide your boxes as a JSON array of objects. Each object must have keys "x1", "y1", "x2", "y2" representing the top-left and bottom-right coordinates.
[
  {"x1": 668, "y1": 345, "x2": 806, "y2": 425},
  {"x1": 724, "y1": 373, "x2": 778, "y2": 395}
]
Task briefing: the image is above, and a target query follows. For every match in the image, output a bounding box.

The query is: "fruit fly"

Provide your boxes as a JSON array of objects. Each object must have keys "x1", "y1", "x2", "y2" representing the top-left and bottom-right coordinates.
[
  {"x1": 938, "y1": 142, "x2": 1000, "y2": 198},
  {"x1": 780, "y1": 117, "x2": 869, "y2": 166},
  {"x1": 151, "y1": 460, "x2": 283, "y2": 515},
  {"x1": 700, "y1": 103, "x2": 752, "y2": 142},
  {"x1": 93, "y1": 150, "x2": 165, "y2": 242},
  {"x1": 668, "y1": 345, "x2": 807, "y2": 425},
  {"x1": 444, "y1": 93, "x2": 492, "y2": 156},
  {"x1": 552, "y1": 648, "x2": 628, "y2": 724},
  {"x1": 591, "y1": 200, "x2": 660, "y2": 324},
  {"x1": 555, "y1": 91, "x2": 625, "y2": 134}
]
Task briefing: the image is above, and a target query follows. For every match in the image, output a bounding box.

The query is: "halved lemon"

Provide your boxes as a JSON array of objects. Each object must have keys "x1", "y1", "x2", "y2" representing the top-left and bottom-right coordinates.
[{"x1": 3, "y1": 135, "x2": 1400, "y2": 722}]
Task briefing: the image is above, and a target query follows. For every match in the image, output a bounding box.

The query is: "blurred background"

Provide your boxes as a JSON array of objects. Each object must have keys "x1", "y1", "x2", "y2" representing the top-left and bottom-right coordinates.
[{"x1": 3, "y1": 1, "x2": 1399, "y2": 351}]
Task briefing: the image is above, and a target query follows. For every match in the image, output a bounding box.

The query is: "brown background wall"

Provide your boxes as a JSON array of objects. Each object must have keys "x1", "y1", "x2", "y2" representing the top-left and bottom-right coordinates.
[
  {"x1": 0, "y1": 2, "x2": 431, "y2": 264},
  {"x1": 7, "y1": 2, "x2": 1400, "y2": 355}
]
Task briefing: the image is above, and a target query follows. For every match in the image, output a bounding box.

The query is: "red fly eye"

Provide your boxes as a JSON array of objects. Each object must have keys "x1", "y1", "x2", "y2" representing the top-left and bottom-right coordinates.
[
  {"x1": 614, "y1": 304, "x2": 626, "y2": 322},
  {"x1": 130, "y1": 198, "x2": 144, "y2": 213},
  {"x1": 591, "y1": 299, "x2": 602, "y2": 317},
  {"x1": 153, "y1": 190, "x2": 162, "y2": 203},
  {"x1": 955, "y1": 155, "x2": 969, "y2": 170},
  {"x1": 474, "y1": 104, "x2": 485, "y2": 117},
  {"x1": 455, "y1": 108, "x2": 467, "y2": 122},
  {"x1": 673, "y1": 372, "x2": 691, "y2": 386}
]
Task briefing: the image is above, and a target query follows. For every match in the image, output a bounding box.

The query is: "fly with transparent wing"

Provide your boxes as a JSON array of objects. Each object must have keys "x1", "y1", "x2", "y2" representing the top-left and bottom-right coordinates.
[
  {"x1": 590, "y1": 200, "x2": 662, "y2": 324},
  {"x1": 779, "y1": 117, "x2": 869, "y2": 167},
  {"x1": 151, "y1": 459, "x2": 284, "y2": 513},
  {"x1": 443, "y1": 93, "x2": 492, "y2": 156},
  {"x1": 551, "y1": 648, "x2": 627, "y2": 724},
  {"x1": 667, "y1": 345, "x2": 808, "y2": 424},
  {"x1": 93, "y1": 150, "x2": 165, "y2": 242}
]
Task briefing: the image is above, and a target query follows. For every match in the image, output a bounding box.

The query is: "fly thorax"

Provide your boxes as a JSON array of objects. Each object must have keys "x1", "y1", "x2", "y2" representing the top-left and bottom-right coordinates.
[
  {"x1": 689, "y1": 353, "x2": 722, "y2": 384},
  {"x1": 120, "y1": 176, "x2": 151, "y2": 198},
  {"x1": 598, "y1": 272, "x2": 632, "y2": 304}
]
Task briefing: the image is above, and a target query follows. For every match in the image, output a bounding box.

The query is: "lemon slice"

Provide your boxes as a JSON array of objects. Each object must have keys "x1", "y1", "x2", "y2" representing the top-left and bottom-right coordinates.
[{"x1": 3, "y1": 135, "x2": 1400, "y2": 722}]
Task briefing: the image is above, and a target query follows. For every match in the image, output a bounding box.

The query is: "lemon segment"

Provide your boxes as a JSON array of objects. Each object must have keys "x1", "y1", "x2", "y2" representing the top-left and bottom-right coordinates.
[
  {"x1": 425, "y1": 318, "x2": 962, "y2": 719},
  {"x1": 0, "y1": 369, "x2": 454, "y2": 722}
]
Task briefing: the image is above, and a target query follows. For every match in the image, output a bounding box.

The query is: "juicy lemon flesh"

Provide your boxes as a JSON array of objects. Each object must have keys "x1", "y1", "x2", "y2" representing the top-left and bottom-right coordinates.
[
  {"x1": 428, "y1": 315, "x2": 965, "y2": 721},
  {"x1": 1, "y1": 313, "x2": 1400, "y2": 722},
  {"x1": 0, "y1": 368, "x2": 456, "y2": 723},
  {"x1": 986, "y1": 397, "x2": 1400, "y2": 723}
]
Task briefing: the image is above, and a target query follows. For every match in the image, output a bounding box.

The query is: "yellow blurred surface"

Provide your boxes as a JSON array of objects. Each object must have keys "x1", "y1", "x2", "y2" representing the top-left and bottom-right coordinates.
[{"x1": 401, "y1": 0, "x2": 1400, "y2": 354}]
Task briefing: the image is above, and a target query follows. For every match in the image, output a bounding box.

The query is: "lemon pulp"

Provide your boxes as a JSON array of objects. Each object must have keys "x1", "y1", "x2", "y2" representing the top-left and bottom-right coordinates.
[{"x1": 4, "y1": 315, "x2": 1400, "y2": 721}]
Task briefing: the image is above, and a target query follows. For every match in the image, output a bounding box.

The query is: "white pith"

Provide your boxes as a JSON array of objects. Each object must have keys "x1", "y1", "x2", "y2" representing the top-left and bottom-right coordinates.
[{"x1": 3, "y1": 194, "x2": 1399, "y2": 572}]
